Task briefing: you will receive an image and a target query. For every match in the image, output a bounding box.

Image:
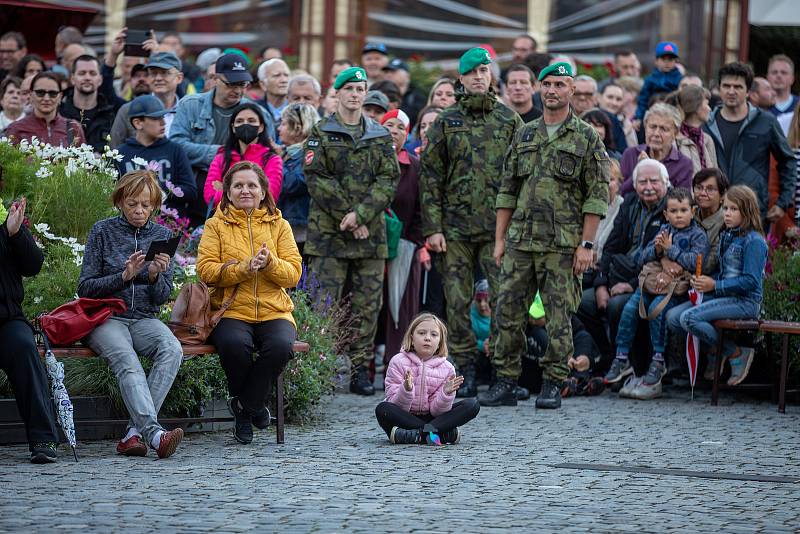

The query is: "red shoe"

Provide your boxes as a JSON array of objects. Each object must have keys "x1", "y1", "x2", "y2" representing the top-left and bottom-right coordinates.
[
  {"x1": 156, "y1": 428, "x2": 184, "y2": 459},
  {"x1": 116, "y1": 435, "x2": 148, "y2": 457}
]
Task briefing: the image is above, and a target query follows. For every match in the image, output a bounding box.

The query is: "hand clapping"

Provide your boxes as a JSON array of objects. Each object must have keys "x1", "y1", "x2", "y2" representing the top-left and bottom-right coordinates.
[
  {"x1": 444, "y1": 375, "x2": 464, "y2": 395},
  {"x1": 249, "y1": 243, "x2": 270, "y2": 272},
  {"x1": 5, "y1": 197, "x2": 26, "y2": 236},
  {"x1": 403, "y1": 369, "x2": 413, "y2": 392}
]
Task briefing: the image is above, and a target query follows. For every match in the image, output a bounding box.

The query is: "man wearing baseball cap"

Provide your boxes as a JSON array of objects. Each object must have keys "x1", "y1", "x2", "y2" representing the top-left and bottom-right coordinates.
[
  {"x1": 419, "y1": 47, "x2": 523, "y2": 398},
  {"x1": 171, "y1": 52, "x2": 263, "y2": 226},
  {"x1": 361, "y1": 42, "x2": 389, "y2": 83},
  {"x1": 303, "y1": 66, "x2": 400, "y2": 396},
  {"x1": 489, "y1": 61, "x2": 609, "y2": 409},
  {"x1": 634, "y1": 41, "x2": 683, "y2": 124},
  {"x1": 110, "y1": 52, "x2": 185, "y2": 147},
  {"x1": 383, "y1": 58, "x2": 427, "y2": 129},
  {"x1": 362, "y1": 89, "x2": 390, "y2": 121}
]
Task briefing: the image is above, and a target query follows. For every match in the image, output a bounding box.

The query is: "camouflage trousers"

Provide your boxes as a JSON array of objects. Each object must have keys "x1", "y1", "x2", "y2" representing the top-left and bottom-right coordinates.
[
  {"x1": 494, "y1": 249, "x2": 581, "y2": 381},
  {"x1": 440, "y1": 240, "x2": 501, "y2": 368},
  {"x1": 308, "y1": 256, "x2": 384, "y2": 368}
]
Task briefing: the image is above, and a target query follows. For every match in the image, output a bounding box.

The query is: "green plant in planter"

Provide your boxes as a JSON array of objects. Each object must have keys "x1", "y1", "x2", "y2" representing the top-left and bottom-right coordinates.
[
  {"x1": 762, "y1": 243, "x2": 800, "y2": 385},
  {"x1": 23, "y1": 241, "x2": 82, "y2": 319}
]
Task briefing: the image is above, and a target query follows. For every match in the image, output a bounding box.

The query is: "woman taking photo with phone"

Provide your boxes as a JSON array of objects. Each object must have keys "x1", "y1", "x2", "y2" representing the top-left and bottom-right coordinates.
[{"x1": 78, "y1": 170, "x2": 184, "y2": 459}]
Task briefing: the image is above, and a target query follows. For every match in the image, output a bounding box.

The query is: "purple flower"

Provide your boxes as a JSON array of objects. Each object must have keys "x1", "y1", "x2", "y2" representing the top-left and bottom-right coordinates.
[{"x1": 164, "y1": 179, "x2": 184, "y2": 198}]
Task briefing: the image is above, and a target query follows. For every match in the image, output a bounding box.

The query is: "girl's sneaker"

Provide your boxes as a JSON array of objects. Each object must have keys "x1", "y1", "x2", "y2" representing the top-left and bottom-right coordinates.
[
  {"x1": 727, "y1": 347, "x2": 755, "y2": 386},
  {"x1": 604, "y1": 358, "x2": 633, "y2": 384},
  {"x1": 703, "y1": 352, "x2": 729, "y2": 381},
  {"x1": 390, "y1": 427, "x2": 421, "y2": 444},
  {"x1": 439, "y1": 427, "x2": 460, "y2": 444}
]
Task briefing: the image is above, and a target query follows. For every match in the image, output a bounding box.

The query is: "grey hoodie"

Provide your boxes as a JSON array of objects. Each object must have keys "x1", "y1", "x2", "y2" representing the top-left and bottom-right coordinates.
[{"x1": 78, "y1": 216, "x2": 174, "y2": 320}]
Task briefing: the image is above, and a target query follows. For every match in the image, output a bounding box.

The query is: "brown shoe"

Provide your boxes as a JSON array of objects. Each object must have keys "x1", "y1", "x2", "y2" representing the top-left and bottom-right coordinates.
[
  {"x1": 155, "y1": 428, "x2": 184, "y2": 459},
  {"x1": 116, "y1": 435, "x2": 148, "y2": 457}
]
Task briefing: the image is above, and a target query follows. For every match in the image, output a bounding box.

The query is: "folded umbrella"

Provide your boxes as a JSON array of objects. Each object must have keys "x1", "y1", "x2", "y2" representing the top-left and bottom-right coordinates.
[
  {"x1": 42, "y1": 334, "x2": 78, "y2": 461},
  {"x1": 387, "y1": 239, "x2": 417, "y2": 328}
]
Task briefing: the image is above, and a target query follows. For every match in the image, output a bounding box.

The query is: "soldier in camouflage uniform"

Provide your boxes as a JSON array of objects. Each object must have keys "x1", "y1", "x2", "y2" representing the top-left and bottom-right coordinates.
[
  {"x1": 480, "y1": 62, "x2": 609, "y2": 409},
  {"x1": 303, "y1": 67, "x2": 400, "y2": 396},
  {"x1": 419, "y1": 48, "x2": 523, "y2": 397}
]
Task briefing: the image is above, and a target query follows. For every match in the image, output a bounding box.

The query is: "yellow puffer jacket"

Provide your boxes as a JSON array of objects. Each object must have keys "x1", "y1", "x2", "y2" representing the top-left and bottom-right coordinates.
[{"x1": 197, "y1": 206, "x2": 302, "y2": 325}]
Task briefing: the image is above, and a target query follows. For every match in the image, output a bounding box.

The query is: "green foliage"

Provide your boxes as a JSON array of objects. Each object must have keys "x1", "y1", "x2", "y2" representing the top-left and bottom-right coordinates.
[
  {"x1": 762, "y1": 244, "x2": 800, "y2": 385},
  {"x1": 408, "y1": 59, "x2": 443, "y2": 100},
  {"x1": 23, "y1": 242, "x2": 81, "y2": 319},
  {"x1": 0, "y1": 141, "x2": 37, "y2": 201}
]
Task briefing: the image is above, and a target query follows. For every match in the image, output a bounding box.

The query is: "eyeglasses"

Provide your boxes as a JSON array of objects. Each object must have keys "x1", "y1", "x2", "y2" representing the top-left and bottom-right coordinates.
[
  {"x1": 219, "y1": 79, "x2": 249, "y2": 89},
  {"x1": 33, "y1": 89, "x2": 61, "y2": 98},
  {"x1": 693, "y1": 185, "x2": 718, "y2": 194}
]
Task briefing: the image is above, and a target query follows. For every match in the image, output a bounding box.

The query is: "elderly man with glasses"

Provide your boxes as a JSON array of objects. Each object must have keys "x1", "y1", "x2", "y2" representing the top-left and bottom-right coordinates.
[{"x1": 171, "y1": 53, "x2": 266, "y2": 226}]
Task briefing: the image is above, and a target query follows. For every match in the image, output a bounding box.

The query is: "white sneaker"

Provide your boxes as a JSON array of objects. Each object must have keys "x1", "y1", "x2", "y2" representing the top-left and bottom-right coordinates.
[
  {"x1": 619, "y1": 375, "x2": 642, "y2": 398},
  {"x1": 630, "y1": 379, "x2": 662, "y2": 400}
]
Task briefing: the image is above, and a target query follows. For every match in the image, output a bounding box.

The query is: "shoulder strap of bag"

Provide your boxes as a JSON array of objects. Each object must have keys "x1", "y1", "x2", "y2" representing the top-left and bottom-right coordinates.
[
  {"x1": 209, "y1": 259, "x2": 240, "y2": 326},
  {"x1": 639, "y1": 278, "x2": 679, "y2": 321}
]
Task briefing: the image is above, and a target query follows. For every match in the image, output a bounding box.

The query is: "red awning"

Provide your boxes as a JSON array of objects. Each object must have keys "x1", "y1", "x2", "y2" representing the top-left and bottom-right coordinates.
[{"x1": 0, "y1": 0, "x2": 99, "y2": 62}]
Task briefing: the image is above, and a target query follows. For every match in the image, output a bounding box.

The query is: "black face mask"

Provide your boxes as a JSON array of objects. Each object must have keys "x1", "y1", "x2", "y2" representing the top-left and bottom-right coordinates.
[{"x1": 234, "y1": 124, "x2": 260, "y2": 144}]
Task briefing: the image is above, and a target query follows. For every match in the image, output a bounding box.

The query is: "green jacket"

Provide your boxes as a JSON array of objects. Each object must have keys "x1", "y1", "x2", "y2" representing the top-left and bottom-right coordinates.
[
  {"x1": 420, "y1": 89, "x2": 523, "y2": 241},
  {"x1": 303, "y1": 113, "x2": 400, "y2": 259},
  {"x1": 497, "y1": 112, "x2": 610, "y2": 253}
]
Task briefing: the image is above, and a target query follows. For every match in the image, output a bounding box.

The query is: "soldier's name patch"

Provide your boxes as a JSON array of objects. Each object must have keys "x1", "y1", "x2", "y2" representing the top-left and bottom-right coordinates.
[
  {"x1": 328, "y1": 135, "x2": 343, "y2": 142},
  {"x1": 305, "y1": 150, "x2": 315, "y2": 165},
  {"x1": 521, "y1": 131, "x2": 535, "y2": 142},
  {"x1": 445, "y1": 119, "x2": 464, "y2": 128},
  {"x1": 307, "y1": 139, "x2": 320, "y2": 147}
]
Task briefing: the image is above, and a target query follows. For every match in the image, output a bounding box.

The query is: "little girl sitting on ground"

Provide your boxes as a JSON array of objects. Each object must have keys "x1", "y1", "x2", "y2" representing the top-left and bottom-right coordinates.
[{"x1": 375, "y1": 313, "x2": 480, "y2": 445}]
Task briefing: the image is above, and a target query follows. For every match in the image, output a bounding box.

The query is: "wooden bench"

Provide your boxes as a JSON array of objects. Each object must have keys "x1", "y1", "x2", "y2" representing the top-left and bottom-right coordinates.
[
  {"x1": 712, "y1": 319, "x2": 798, "y2": 413},
  {"x1": 36, "y1": 341, "x2": 310, "y2": 443}
]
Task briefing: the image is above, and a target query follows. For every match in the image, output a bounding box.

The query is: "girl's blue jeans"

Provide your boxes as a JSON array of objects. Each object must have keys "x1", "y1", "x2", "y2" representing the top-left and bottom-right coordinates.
[
  {"x1": 615, "y1": 288, "x2": 684, "y2": 355},
  {"x1": 666, "y1": 296, "x2": 760, "y2": 358}
]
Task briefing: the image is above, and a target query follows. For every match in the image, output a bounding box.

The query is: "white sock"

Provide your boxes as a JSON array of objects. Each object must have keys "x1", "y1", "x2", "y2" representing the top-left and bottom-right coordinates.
[
  {"x1": 124, "y1": 427, "x2": 141, "y2": 441},
  {"x1": 150, "y1": 430, "x2": 164, "y2": 450}
]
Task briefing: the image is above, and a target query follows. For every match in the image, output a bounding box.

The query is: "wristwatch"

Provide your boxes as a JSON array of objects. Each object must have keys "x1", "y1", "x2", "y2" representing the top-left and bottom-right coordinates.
[{"x1": 580, "y1": 240, "x2": 594, "y2": 250}]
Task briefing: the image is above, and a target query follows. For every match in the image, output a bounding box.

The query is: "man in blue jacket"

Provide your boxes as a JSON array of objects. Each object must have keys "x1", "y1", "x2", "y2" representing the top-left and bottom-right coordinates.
[
  {"x1": 704, "y1": 62, "x2": 796, "y2": 226},
  {"x1": 116, "y1": 95, "x2": 196, "y2": 220}
]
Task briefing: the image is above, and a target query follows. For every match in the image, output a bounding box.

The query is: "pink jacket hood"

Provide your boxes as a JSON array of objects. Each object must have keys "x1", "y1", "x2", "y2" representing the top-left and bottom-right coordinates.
[
  {"x1": 204, "y1": 143, "x2": 284, "y2": 207},
  {"x1": 384, "y1": 350, "x2": 456, "y2": 416}
]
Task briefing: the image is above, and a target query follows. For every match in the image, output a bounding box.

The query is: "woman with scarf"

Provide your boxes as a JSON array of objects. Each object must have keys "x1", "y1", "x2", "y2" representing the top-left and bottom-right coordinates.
[{"x1": 674, "y1": 85, "x2": 718, "y2": 172}]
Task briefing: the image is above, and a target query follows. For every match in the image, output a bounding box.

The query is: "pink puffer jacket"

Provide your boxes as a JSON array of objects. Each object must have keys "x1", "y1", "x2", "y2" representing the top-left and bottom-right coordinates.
[
  {"x1": 384, "y1": 351, "x2": 456, "y2": 416},
  {"x1": 203, "y1": 143, "x2": 283, "y2": 208}
]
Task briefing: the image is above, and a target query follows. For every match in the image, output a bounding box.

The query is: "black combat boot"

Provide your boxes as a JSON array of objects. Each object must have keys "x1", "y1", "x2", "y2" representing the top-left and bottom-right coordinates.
[
  {"x1": 515, "y1": 385, "x2": 530, "y2": 401},
  {"x1": 390, "y1": 427, "x2": 422, "y2": 444},
  {"x1": 456, "y1": 363, "x2": 477, "y2": 398},
  {"x1": 349, "y1": 365, "x2": 375, "y2": 396},
  {"x1": 535, "y1": 378, "x2": 563, "y2": 409},
  {"x1": 476, "y1": 377, "x2": 518, "y2": 406}
]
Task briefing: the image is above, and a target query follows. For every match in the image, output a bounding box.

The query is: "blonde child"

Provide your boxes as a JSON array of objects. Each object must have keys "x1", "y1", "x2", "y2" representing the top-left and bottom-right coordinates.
[
  {"x1": 375, "y1": 313, "x2": 479, "y2": 445},
  {"x1": 669, "y1": 185, "x2": 768, "y2": 386}
]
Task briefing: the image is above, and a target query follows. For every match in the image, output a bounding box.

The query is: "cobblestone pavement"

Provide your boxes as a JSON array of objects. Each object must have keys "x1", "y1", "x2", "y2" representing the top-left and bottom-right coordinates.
[{"x1": 1, "y1": 388, "x2": 798, "y2": 533}]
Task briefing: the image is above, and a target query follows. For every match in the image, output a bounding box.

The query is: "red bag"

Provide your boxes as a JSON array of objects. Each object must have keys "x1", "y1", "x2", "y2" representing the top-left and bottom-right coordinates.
[{"x1": 39, "y1": 298, "x2": 128, "y2": 346}]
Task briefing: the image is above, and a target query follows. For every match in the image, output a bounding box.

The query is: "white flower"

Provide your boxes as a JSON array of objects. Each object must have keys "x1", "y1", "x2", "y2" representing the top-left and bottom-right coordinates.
[
  {"x1": 33, "y1": 296, "x2": 43, "y2": 304},
  {"x1": 65, "y1": 158, "x2": 78, "y2": 177},
  {"x1": 35, "y1": 166, "x2": 52, "y2": 178},
  {"x1": 131, "y1": 156, "x2": 148, "y2": 168}
]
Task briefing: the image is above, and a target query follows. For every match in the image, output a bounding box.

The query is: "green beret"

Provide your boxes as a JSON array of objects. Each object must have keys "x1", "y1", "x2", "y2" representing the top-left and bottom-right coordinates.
[
  {"x1": 458, "y1": 47, "x2": 492, "y2": 75},
  {"x1": 333, "y1": 67, "x2": 367, "y2": 90},
  {"x1": 538, "y1": 62, "x2": 574, "y2": 81}
]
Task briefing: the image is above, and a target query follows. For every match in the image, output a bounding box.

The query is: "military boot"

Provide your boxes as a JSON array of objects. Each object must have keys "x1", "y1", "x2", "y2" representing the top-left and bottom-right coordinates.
[
  {"x1": 456, "y1": 363, "x2": 477, "y2": 398},
  {"x1": 535, "y1": 378, "x2": 563, "y2": 409},
  {"x1": 349, "y1": 365, "x2": 375, "y2": 396},
  {"x1": 477, "y1": 377, "x2": 518, "y2": 406}
]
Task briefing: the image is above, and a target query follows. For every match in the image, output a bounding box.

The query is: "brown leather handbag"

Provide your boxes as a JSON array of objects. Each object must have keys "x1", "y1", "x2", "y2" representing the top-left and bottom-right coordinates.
[
  {"x1": 168, "y1": 261, "x2": 239, "y2": 344},
  {"x1": 637, "y1": 260, "x2": 690, "y2": 321}
]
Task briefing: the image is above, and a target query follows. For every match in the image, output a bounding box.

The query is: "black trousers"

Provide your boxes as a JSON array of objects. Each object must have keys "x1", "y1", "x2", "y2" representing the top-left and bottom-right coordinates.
[
  {"x1": 0, "y1": 319, "x2": 59, "y2": 449},
  {"x1": 375, "y1": 399, "x2": 479, "y2": 437},
  {"x1": 210, "y1": 318, "x2": 296, "y2": 414}
]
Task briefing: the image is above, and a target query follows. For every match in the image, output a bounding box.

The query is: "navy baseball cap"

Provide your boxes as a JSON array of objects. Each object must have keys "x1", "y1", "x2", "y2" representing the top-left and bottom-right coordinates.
[
  {"x1": 215, "y1": 53, "x2": 253, "y2": 83},
  {"x1": 130, "y1": 63, "x2": 147, "y2": 76},
  {"x1": 655, "y1": 41, "x2": 679, "y2": 58},
  {"x1": 146, "y1": 51, "x2": 182, "y2": 71},
  {"x1": 382, "y1": 58, "x2": 409, "y2": 72},
  {"x1": 128, "y1": 95, "x2": 169, "y2": 123},
  {"x1": 362, "y1": 42, "x2": 388, "y2": 55}
]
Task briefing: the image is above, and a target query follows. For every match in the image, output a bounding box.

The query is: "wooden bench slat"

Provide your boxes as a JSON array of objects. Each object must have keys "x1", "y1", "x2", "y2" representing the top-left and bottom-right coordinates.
[
  {"x1": 712, "y1": 319, "x2": 760, "y2": 330},
  {"x1": 759, "y1": 321, "x2": 800, "y2": 335}
]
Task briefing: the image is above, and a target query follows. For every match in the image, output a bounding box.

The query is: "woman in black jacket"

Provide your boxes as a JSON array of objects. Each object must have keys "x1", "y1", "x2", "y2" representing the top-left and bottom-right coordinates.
[{"x1": 0, "y1": 197, "x2": 60, "y2": 463}]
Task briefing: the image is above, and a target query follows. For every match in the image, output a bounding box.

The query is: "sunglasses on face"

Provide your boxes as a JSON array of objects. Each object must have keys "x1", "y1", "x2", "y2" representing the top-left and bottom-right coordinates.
[
  {"x1": 220, "y1": 79, "x2": 249, "y2": 89},
  {"x1": 33, "y1": 89, "x2": 61, "y2": 98}
]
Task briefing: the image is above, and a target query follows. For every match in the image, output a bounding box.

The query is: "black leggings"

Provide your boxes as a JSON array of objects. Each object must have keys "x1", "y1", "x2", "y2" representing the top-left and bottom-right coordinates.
[
  {"x1": 375, "y1": 399, "x2": 480, "y2": 437},
  {"x1": 210, "y1": 318, "x2": 296, "y2": 414},
  {"x1": 0, "y1": 319, "x2": 59, "y2": 449}
]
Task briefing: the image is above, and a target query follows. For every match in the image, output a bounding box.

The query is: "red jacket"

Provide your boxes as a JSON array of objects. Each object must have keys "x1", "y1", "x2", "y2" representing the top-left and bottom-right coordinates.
[{"x1": 5, "y1": 113, "x2": 86, "y2": 147}]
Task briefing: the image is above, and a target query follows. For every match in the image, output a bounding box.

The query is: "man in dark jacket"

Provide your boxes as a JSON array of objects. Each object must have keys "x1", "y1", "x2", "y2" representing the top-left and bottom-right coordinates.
[
  {"x1": 115, "y1": 95, "x2": 196, "y2": 219},
  {"x1": 704, "y1": 62, "x2": 796, "y2": 225},
  {"x1": 577, "y1": 159, "x2": 669, "y2": 374},
  {"x1": 0, "y1": 198, "x2": 60, "y2": 463},
  {"x1": 382, "y1": 59, "x2": 427, "y2": 128},
  {"x1": 60, "y1": 55, "x2": 119, "y2": 153}
]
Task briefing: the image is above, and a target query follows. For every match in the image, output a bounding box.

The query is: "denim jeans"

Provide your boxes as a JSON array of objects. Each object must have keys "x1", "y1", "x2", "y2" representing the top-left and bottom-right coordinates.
[
  {"x1": 85, "y1": 317, "x2": 182, "y2": 443},
  {"x1": 670, "y1": 296, "x2": 760, "y2": 358},
  {"x1": 615, "y1": 288, "x2": 685, "y2": 355}
]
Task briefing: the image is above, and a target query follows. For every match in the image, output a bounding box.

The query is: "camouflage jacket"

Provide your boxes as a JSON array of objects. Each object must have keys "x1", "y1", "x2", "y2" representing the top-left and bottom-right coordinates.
[
  {"x1": 497, "y1": 112, "x2": 610, "y2": 253},
  {"x1": 420, "y1": 89, "x2": 523, "y2": 241},
  {"x1": 303, "y1": 113, "x2": 400, "y2": 259}
]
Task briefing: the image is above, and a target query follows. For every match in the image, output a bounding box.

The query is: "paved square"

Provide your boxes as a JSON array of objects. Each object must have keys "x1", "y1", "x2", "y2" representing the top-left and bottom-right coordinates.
[{"x1": 1, "y1": 391, "x2": 798, "y2": 532}]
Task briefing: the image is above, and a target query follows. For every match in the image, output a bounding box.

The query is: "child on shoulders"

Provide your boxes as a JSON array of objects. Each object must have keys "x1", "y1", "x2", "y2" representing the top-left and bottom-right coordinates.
[{"x1": 376, "y1": 313, "x2": 479, "y2": 445}]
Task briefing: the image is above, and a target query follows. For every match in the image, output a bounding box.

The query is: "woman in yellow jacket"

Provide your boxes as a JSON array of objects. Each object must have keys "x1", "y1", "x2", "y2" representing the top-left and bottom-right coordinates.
[{"x1": 197, "y1": 160, "x2": 302, "y2": 444}]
